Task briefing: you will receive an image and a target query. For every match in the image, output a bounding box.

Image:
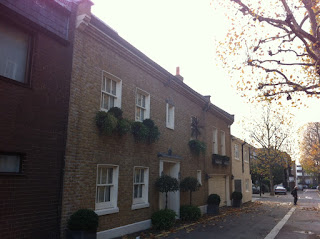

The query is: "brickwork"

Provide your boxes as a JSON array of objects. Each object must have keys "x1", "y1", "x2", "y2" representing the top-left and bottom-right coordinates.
[
  {"x1": 0, "y1": 2, "x2": 76, "y2": 239},
  {"x1": 231, "y1": 136, "x2": 252, "y2": 203},
  {"x1": 61, "y1": 4, "x2": 234, "y2": 235}
]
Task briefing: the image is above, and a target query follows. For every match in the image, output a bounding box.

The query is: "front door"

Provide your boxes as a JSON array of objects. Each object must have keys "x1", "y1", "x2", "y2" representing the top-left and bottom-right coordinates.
[{"x1": 159, "y1": 160, "x2": 180, "y2": 217}]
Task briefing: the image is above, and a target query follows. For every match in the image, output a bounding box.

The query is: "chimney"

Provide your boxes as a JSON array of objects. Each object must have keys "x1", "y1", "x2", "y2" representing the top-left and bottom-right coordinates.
[
  {"x1": 76, "y1": 0, "x2": 93, "y2": 30},
  {"x1": 204, "y1": 95, "x2": 211, "y2": 103},
  {"x1": 175, "y1": 67, "x2": 184, "y2": 82}
]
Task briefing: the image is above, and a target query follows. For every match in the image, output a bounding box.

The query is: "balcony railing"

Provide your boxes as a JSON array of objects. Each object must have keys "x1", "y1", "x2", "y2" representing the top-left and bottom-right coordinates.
[{"x1": 212, "y1": 154, "x2": 230, "y2": 166}]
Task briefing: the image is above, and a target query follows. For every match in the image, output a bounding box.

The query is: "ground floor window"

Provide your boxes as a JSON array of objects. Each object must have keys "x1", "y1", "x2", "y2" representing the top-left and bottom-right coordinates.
[{"x1": 132, "y1": 167, "x2": 149, "y2": 210}]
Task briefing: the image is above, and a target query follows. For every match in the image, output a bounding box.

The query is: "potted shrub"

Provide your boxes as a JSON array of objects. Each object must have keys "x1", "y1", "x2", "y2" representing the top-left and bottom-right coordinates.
[
  {"x1": 207, "y1": 194, "x2": 220, "y2": 215},
  {"x1": 66, "y1": 209, "x2": 99, "y2": 239},
  {"x1": 231, "y1": 191, "x2": 243, "y2": 207},
  {"x1": 151, "y1": 209, "x2": 176, "y2": 230}
]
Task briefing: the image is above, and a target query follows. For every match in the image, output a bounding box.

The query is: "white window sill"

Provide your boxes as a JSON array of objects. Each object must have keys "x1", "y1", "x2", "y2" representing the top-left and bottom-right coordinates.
[
  {"x1": 166, "y1": 124, "x2": 174, "y2": 130},
  {"x1": 95, "y1": 207, "x2": 119, "y2": 216},
  {"x1": 131, "y1": 202, "x2": 150, "y2": 210}
]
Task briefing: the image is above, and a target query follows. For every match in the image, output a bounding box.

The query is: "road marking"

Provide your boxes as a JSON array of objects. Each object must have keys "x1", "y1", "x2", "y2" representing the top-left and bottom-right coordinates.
[{"x1": 264, "y1": 207, "x2": 296, "y2": 239}]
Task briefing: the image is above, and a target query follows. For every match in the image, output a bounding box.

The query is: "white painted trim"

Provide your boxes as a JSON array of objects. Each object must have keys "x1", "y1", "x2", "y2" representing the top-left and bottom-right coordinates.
[
  {"x1": 131, "y1": 202, "x2": 150, "y2": 210},
  {"x1": 199, "y1": 205, "x2": 207, "y2": 215},
  {"x1": 97, "y1": 219, "x2": 151, "y2": 239},
  {"x1": 95, "y1": 207, "x2": 119, "y2": 216}
]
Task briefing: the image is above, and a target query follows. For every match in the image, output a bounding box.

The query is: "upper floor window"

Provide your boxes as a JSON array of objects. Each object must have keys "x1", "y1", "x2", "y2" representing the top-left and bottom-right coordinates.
[
  {"x1": 0, "y1": 22, "x2": 31, "y2": 83},
  {"x1": 0, "y1": 153, "x2": 22, "y2": 173},
  {"x1": 95, "y1": 164, "x2": 119, "y2": 215},
  {"x1": 234, "y1": 144, "x2": 239, "y2": 160},
  {"x1": 244, "y1": 149, "x2": 249, "y2": 163},
  {"x1": 220, "y1": 131, "x2": 226, "y2": 155},
  {"x1": 135, "y1": 88, "x2": 150, "y2": 121},
  {"x1": 166, "y1": 103, "x2": 175, "y2": 129},
  {"x1": 101, "y1": 71, "x2": 122, "y2": 111},
  {"x1": 132, "y1": 167, "x2": 149, "y2": 210},
  {"x1": 212, "y1": 127, "x2": 218, "y2": 154}
]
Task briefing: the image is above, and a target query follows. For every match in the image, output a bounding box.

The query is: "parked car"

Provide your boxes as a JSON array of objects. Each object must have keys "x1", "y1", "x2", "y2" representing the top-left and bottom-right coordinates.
[
  {"x1": 274, "y1": 186, "x2": 287, "y2": 195},
  {"x1": 252, "y1": 186, "x2": 260, "y2": 194}
]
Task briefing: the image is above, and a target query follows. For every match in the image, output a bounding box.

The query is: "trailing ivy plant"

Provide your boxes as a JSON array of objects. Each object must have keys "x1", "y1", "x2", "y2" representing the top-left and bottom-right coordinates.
[
  {"x1": 95, "y1": 107, "x2": 131, "y2": 136},
  {"x1": 131, "y1": 119, "x2": 160, "y2": 143},
  {"x1": 188, "y1": 139, "x2": 206, "y2": 155}
]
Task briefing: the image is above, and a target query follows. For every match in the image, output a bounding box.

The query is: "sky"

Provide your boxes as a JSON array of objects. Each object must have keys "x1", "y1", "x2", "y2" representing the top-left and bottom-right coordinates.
[{"x1": 91, "y1": 0, "x2": 320, "y2": 160}]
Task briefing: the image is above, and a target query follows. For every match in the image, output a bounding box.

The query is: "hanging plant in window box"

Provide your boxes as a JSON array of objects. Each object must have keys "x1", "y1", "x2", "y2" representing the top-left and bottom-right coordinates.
[
  {"x1": 212, "y1": 154, "x2": 223, "y2": 164},
  {"x1": 131, "y1": 119, "x2": 160, "y2": 143},
  {"x1": 95, "y1": 107, "x2": 131, "y2": 136},
  {"x1": 188, "y1": 139, "x2": 206, "y2": 155},
  {"x1": 222, "y1": 156, "x2": 230, "y2": 165}
]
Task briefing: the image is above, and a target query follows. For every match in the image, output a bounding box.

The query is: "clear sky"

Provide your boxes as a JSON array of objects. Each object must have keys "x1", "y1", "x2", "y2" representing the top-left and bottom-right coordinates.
[{"x1": 91, "y1": 0, "x2": 320, "y2": 147}]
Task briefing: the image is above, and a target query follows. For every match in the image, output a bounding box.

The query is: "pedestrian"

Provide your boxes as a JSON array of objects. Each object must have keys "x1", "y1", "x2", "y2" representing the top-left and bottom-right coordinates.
[
  {"x1": 261, "y1": 184, "x2": 265, "y2": 194},
  {"x1": 291, "y1": 186, "x2": 298, "y2": 205}
]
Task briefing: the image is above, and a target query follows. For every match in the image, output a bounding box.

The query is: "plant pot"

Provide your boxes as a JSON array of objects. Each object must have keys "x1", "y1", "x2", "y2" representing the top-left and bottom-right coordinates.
[
  {"x1": 232, "y1": 199, "x2": 242, "y2": 208},
  {"x1": 66, "y1": 229, "x2": 97, "y2": 239},
  {"x1": 207, "y1": 204, "x2": 219, "y2": 215}
]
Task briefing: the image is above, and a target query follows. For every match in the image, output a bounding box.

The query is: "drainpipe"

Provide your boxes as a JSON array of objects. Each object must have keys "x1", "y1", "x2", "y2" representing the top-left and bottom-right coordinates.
[{"x1": 241, "y1": 141, "x2": 247, "y2": 173}]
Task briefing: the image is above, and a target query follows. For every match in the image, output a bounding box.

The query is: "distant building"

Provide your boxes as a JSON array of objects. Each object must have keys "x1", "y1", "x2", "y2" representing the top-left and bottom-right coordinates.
[{"x1": 296, "y1": 165, "x2": 318, "y2": 187}]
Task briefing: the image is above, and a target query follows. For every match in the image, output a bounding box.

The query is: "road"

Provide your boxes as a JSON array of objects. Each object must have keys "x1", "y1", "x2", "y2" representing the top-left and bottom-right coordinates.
[{"x1": 158, "y1": 189, "x2": 320, "y2": 239}]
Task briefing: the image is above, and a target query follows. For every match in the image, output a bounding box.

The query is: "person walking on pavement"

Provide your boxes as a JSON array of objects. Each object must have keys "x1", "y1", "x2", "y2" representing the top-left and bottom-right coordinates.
[{"x1": 291, "y1": 186, "x2": 298, "y2": 205}]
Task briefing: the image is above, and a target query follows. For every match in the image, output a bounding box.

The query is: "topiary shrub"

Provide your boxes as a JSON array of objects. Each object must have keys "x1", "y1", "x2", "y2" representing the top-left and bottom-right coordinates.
[
  {"x1": 67, "y1": 209, "x2": 99, "y2": 232},
  {"x1": 207, "y1": 194, "x2": 220, "y2": 205},
  {"x1": 95, "y1": 111, "x2": 118, "y2": 135},
  {"x1": 188, "y1": 139, "x2": 206, "y2": 155},
  {"x1": 155, "y1": 175, "x2": 179, "y2": 209},
  {"x1": 151, "y1": 209, "x2": 176, "y2": 230},
  {"x1": 117, "y1": 118, "x2": 131, "y2": 136},
  {"x1": 180, "y1": 177, "x2": 201, "y2": 205},
  {"x1": 108, "y1": 107, "x2": 123, "y2": 119},
  {"x1": 180, "y1": 205, "x2": 201, "y2": 221}
]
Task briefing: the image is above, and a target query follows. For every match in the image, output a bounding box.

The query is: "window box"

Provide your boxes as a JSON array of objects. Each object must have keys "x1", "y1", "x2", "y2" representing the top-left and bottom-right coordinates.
[{"x1": 212, "y1": 154, "x2": 223, "y2": 165}]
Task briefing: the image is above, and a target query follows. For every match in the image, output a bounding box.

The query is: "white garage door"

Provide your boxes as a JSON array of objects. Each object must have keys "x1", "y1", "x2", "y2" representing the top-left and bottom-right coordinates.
[{"x1": 208, "y1": 176, "x2": 226, "y2": 206}]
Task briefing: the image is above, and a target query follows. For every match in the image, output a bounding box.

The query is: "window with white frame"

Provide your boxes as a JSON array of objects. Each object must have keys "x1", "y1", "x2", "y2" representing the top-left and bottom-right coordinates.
[
  {"x1": 0, "y1": 153, "x2": 22, "y2": 173},
  {"x1": 0, "y1": 22, "x2": 31, "y2": 83},
  {"x1": 95, "y1": 165, "x2": 119, "y2": 214},
  {"x1": 245, "y1": 179, "x2": 249, "y2": 192},
  {"x1": 234, "y1": 144, "x2": 239, "y2": 160},
  {"x1": 212, "y1": 127, "x2": 218, "y2": 154},
  {"x1": 166, "y1": 103, "x2": 175, "y2": 129},
  {"x1": 244, "y1": 148, "x2": 249, "y2": 163},
  {"x1": 101, "y1": 72, "x2": 122, "y2": 111},
  {"x1": 220, "y1": 131, "x2": 226, "y2": 155},
  {"x1": 132, "y1": 167, "x2": 149, "y2": 210},
  {"x1": 197, "y1": 170, "x2": 202, "y2": 185},
  {"x1": 135, "y1": 88, "x2": 150, "y2": 121}
]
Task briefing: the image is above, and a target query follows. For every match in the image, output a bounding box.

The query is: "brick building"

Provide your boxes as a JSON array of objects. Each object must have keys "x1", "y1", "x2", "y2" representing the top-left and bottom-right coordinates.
[
  {"x1": 60, "y1": 1, "x2": 234, "y2": 238},
  {"x1": 231, "y1": 136, "x2": 253, "y2": 203},
  {"x1": 0, "y1": 0, "x2": 76, "y2": 238}
]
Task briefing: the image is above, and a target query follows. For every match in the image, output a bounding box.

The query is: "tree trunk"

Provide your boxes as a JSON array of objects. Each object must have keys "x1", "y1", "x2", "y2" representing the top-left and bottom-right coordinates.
[
  {"x1": 269, "y1": 168, "x2": 274, "y2": 196},
  {"x1": 190, "y1": 191, "x2": 192, "y2": 205},
  {"x1": 165, "y1": 192, "x2": 168, "y2": 209}
]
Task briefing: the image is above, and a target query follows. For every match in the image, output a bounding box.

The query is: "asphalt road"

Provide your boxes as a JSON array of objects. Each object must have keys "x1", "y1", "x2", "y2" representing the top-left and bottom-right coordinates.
[{"x1": 159, "y1": 189, "x2": 320, "y2": 239}]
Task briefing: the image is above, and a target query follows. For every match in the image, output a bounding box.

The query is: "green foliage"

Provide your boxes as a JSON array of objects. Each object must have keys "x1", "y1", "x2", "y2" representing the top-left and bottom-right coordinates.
[
  {"x1": 180, "y1": 177, "x2": 200, "y2": 205},
  {"x1": 117, "y1": 118, "x2": 131, "y2": 136},
  {"x1": 95, "y1": 111, "x2": 117, "y2": 135},
  {"x1": 131, "y1": 119, "x2": 160, "y2": 143},
  {"x1": 231, "y1": 191, "x2": 243, "y2": 200},
  {"x1": 151, "y1": 209, "x2": 176, "y2": 230},
  {"x1": 207, "y1": 194, "x2": 220, "y2": 205},
  {"x1": 180, "y1": 177, "x2": 200, "y2": 192},
  {"x1": 67, "y1": 209, "x2": 99, "y2": 232},
  {"x1": 180, "y1": 205, "x2": 201, "y2": 221},
  {"x1": 188, "y1": 139, "x2": 206, "y2": 155},
  {"x1": 155, "y1": 175, "x2": 179, "y2": 194},
  {"x1": 131, "y1": 122, "x2": 149, "y2": 141},
  {"x1": 108, "y1": 107, "x2": 123, "y2": 119}
]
